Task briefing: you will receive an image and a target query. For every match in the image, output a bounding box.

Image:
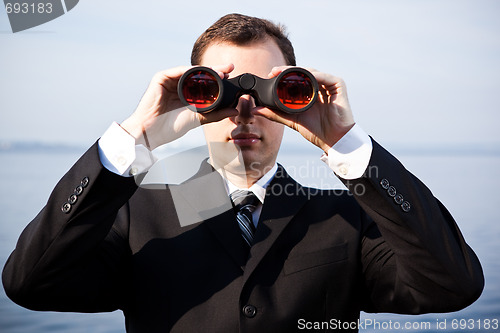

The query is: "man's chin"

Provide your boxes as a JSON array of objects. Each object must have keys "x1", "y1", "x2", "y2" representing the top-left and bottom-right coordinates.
[{"x1": 207, "y1": 141, "x2": 273, "y2": 174}]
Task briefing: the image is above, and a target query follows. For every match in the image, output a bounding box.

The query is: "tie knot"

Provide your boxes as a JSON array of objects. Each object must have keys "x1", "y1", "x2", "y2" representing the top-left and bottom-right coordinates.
[{"x1": 230, "y1": 190, "x2": 259, "y2": 212}]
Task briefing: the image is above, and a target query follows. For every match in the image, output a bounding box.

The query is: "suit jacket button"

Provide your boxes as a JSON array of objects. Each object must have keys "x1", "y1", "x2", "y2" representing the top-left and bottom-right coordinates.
[
  {"x1": 387, "y1": 186, "x2": 397, "y2": 197},
  {"x1": 68, "y1": 194, "x2": 78, "y2": 205},
  {"x1": 380, "y1": 178, "x2": 390, "y2": 189},
  {"x1": 61, "y1": 202, "x2": 72, "y2": 213},
  {"x1": 394, "y1": 194, "x2": 404, "y2": 205},
  {"x1": 242, "y1": 304, "x2": 257, "y2": 318},
  {"x1": 401, "y1": 201, "x2": 411, "y2": 212},
  {"x1": 81, "y1": 177, "x2": 89, "y2": 188},
  {"x1": 74, "y1": 185, "x2": 84, "y2": 196}
]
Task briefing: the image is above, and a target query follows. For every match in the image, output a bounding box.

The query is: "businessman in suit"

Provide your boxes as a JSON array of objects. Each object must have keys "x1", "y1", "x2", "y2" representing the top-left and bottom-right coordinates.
[{"x1": 3, "y1": 13, "x2": 483, "y2": 332}]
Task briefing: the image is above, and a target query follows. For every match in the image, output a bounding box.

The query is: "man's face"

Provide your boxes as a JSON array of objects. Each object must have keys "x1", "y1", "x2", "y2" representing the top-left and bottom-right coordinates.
[{"x1": 200, "y1": 39, "x2": 286, "y2": 178}]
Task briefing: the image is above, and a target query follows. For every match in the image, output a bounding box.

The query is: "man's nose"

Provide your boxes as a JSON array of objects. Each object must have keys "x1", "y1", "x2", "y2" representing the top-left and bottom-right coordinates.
[{"x1": 234, "y1": 94, "x2": 256, "y2": 124}]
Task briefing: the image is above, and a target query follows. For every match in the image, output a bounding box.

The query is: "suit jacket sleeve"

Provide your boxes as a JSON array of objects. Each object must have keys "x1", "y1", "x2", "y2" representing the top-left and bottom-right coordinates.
[
  {"x1": 2, "y1": 142, "x2": 138, "y2": 312},
  {"x1": 345, "y1": 139, "x2": 484, "y2": 313}
]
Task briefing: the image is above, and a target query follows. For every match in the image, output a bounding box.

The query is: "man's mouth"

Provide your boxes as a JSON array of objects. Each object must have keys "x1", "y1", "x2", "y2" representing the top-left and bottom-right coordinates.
[{"x1": 230, "y1": 133, "x2": 260, "y2": 146}]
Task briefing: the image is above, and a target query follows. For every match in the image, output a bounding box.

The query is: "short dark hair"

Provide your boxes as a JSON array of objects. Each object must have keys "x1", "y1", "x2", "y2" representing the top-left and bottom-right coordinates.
[{"x1": 191, "y1": 13, "x2": 296, "y2": 66}]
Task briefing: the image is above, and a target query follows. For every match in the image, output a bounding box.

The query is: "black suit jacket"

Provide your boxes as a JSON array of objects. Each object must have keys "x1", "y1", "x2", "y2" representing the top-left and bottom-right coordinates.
[{"x1": 2, "y1": 139, "x2": 484, "y2": 332}]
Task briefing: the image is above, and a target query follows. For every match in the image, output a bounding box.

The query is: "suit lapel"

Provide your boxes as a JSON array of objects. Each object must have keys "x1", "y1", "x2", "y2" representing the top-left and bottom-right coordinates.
[
  {"x1": 243, "y1": 165, "x2": 308, "y2": 283},
  {"x1": 172, "y1": 160, "x2": 248, "y2": 270},
  {"x1": 204, "y1": 210, "x2": 249, "y2": 270},
  {"x1": 172, "y1": 162, "x2": 308, "y2": 275}
]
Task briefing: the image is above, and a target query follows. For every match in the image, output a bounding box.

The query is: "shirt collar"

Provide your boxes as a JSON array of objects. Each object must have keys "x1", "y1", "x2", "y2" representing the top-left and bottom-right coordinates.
[{"x1": 224, "y1": 163, "x2": 278, "y2": 204}]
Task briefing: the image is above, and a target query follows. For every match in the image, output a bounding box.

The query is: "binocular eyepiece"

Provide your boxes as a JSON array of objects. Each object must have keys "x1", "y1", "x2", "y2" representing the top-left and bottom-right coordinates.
[{"x1": 178, "y1": 66, "x2": 319, "y2": 113}]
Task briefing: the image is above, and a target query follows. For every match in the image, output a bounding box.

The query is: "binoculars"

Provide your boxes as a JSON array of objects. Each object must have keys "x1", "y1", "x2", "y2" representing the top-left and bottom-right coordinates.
[{"x1": 178, "y1": 66, "x2": 319, "y2": 114}]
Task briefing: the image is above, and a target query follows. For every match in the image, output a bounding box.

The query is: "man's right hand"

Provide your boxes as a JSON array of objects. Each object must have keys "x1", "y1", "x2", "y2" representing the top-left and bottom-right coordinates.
[{"x1": 120, "y1": 64, "x2": 237, "y2": 150}]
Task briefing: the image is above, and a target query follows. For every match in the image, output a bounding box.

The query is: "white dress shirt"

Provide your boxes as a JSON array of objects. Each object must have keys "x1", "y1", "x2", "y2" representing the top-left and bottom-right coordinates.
[{"x1": 97, "y1": 122, "x2": 373, "y2": 228}]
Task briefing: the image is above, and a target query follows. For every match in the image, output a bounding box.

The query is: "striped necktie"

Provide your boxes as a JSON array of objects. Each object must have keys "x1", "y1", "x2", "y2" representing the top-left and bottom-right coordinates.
[{"x1": 230, "y1": 190, "x2": 259, "y2": 247}]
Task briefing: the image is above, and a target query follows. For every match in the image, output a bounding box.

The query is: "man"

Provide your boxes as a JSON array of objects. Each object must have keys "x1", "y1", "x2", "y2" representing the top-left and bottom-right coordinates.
[{"x1": 2, "y1": 13, "x2": 483, "y2": 332}]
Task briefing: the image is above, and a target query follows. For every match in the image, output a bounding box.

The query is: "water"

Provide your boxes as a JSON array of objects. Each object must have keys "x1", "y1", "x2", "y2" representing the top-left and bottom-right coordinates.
[{"x1": 0, "y1": 148, "x2": 499, "y2": 332}]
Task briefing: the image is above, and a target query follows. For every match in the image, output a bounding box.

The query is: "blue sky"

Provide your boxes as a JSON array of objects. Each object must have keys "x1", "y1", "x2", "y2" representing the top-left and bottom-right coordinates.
[{"x1": 1, "y1": 0, "x2": 499, "y2": 150}]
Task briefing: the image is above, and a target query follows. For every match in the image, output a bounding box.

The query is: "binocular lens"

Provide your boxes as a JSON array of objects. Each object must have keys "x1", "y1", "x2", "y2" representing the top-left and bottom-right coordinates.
[
  {"x1": 276, "y1": 72, "x2": 315, "y2": 110},
  {"x1": 181, "y1": 70, "x2": 220, "y2": 108}
]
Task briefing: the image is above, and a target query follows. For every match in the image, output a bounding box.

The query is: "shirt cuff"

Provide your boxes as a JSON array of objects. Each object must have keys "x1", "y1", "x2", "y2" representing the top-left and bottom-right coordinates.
[
  {"x1": 320, "y1": 124, "x2": 373, "y2": 180},
  {"x1": 98, "y1": 122, "x2": 157, "y2": 177}
]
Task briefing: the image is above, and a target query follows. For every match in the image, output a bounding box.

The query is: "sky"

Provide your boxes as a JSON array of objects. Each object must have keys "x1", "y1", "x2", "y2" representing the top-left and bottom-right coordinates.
[{"x1": 0, "y1": 0, "x2": 499, "y2": 151}]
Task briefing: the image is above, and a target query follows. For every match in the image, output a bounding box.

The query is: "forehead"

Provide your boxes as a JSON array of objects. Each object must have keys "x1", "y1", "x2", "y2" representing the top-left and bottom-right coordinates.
[{"x1": 199, "y1": 39, "x2": 287, "y2": 78}]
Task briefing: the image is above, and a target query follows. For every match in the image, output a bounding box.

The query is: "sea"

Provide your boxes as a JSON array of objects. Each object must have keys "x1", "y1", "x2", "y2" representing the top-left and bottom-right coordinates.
[{"x1": 0, "y1": 144, "x2": 499, "y2": 332}]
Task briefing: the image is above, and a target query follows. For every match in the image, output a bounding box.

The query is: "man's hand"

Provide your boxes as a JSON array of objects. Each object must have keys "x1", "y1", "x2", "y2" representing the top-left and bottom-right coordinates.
[
  {"x1": 254, "y1": 66, "x2": 355, "y2": 153},
  {"x1": 120, "y1": 65, "x2": 238, "y2": 150}
]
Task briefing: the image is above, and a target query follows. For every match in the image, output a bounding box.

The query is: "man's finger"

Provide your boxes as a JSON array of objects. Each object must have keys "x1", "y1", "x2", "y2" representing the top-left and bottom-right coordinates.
[
  {"x1": 210, "y1": 64, "x2": 235, "y2": 79},
  {"x1": 154, "y1": 66, "x2": 192, "y2": 83}
]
